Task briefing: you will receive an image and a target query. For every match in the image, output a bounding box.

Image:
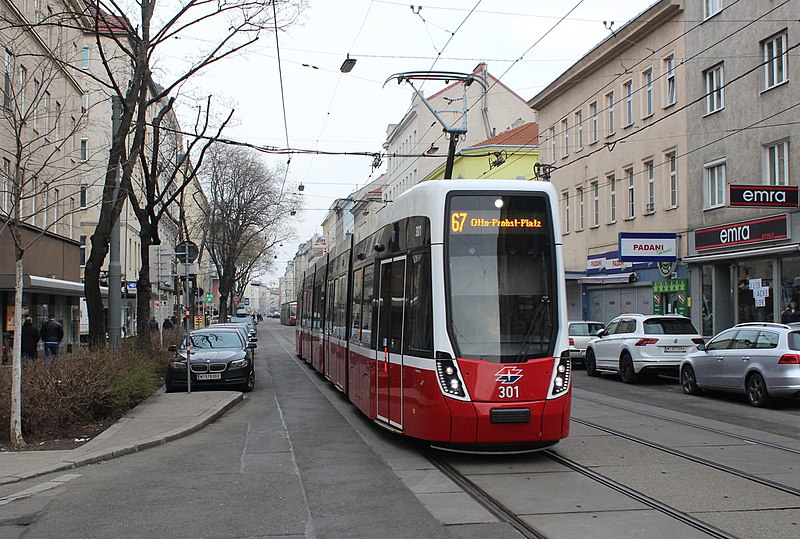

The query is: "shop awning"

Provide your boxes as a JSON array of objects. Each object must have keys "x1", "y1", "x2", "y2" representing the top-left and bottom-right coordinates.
[
  {"x1": 0, "y1": 275, "x2": 107, "y2": 297},
  {"x1": 683, "y1": 244, "x2": 800, "y2": 264},
  {"x1": 579, "y1": 272, "x2": 637, "y2": 284}
]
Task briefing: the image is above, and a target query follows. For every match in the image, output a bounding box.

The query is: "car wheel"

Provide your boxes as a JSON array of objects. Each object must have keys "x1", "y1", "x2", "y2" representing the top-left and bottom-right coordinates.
[
  {"x1": 585, "y1": 349, "x2": 599, "y2": 377},
  {"x1": 619, "y1": 353, "x2": 639, "y2": 384},
  {"x1": 680, "y1": 365, "x2": 701, "y2": 395},
  {"x1": 746, "y1": 372, "x2": 772, "y2": 407},
  {"x1": 241, "y1": 368, "x2": 255, "y2": 393}
]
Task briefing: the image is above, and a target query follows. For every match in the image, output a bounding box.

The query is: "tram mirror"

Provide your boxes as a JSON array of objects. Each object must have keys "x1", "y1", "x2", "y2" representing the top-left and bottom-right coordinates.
[{"x1": 374, "y1": 242, "x2": 385, "y2": 252}]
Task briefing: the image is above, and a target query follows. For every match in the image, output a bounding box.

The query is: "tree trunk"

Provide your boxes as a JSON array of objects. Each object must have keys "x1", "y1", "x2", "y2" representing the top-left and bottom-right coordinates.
[
  {"x1": 136, "y1": 225, "x2": 154, "y2": 350},
  {"x1": 10, "y1": 253, "x2": 25, "y2": 448}
]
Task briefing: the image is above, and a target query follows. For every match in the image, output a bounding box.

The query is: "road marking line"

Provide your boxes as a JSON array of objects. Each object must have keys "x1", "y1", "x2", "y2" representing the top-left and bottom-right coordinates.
[{"x1": 0, "y1": 474, "x2": 81, "y2": 506}]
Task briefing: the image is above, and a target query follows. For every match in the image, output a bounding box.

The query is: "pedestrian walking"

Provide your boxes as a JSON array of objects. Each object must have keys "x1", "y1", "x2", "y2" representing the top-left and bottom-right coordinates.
[
  {"x1": 149, "y1": 317, "x2": 159, "y2": 332},
  {"x1": 40, "y1": 314, "x2": 64, "y2": 361},
  {"x1": 162, "y1": 317, "x2": 174, "y2": 330},
  {"x1": 781, "y1": 300, "x2": 800, "y2": 323},
  {"x1": 21, "y1": 317, "x2": 40, "y2": 360}
]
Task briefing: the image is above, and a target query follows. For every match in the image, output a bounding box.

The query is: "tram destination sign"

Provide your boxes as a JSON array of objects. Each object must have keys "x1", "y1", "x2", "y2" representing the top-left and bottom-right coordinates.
[
  {"x1": 729, "y1": 185, "x2": 799, "y2": 207},
  {"x1": 450, "y1": 211, "x2": 545, "y2": 234},
  {"x1": 694, "y1": 214, "x2": 789, "y2": 251}
]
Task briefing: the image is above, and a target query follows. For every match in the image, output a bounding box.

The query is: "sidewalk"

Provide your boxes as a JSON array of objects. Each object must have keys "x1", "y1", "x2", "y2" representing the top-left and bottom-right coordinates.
[{"x1": 0, "y1": 389, "x2": 242, "y2": 486}]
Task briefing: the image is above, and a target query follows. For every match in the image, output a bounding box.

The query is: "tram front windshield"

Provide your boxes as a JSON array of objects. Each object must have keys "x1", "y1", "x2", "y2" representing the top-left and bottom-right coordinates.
[{"x1": 446, "y1": 193, "x2": 555, "y2": 363}]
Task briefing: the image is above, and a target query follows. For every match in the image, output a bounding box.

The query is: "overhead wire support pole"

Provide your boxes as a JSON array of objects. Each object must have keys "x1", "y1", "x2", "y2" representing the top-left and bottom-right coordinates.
[{"x1": 384, "y1": 71, "x2": 487, "y2": 179}]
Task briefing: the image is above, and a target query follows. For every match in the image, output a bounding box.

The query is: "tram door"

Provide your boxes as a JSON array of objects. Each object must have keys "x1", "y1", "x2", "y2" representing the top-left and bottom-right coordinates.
[{"x1": 376, "y1": 256, "x2": 406, "y2": 428}]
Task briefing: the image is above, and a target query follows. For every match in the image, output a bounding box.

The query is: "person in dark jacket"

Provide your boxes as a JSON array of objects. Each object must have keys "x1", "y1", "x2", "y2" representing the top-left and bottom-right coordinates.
[
  {"x1": 40, "y1": 314, "x2": 64, "y2": 361},
  {"x1": 162, "y1": 317, "x2": 174, "y2": 330},
  {"x1": 21, "y1": 317, "x2": 40, "y2": 360}
]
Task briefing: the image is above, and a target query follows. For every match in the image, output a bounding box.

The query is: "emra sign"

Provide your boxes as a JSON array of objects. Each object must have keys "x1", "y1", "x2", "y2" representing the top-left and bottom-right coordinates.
[
  {"x1": 730, "y1": 185, "x2": 799, "y2": 208},
  {"x1": 618, "y1": 232, "x2": 678, "y2": 262}
]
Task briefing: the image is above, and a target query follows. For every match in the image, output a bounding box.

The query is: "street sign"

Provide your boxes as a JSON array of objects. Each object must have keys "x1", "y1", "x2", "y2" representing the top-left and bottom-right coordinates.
[
  {"x1": 243, "y1": 297, "x2": 250, "y2": 306},
  {"x1": 205, "y1": 293, "x2": 214, "y2": 303},
  {"x1": 174, "y1": 240, "x2": 199, "y2": 263}
]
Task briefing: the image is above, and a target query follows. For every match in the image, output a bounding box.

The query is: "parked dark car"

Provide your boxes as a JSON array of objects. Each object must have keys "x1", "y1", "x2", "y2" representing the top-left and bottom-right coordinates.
[{"x1": 166, "y1": 328, "x2": 255, "y2": 393}]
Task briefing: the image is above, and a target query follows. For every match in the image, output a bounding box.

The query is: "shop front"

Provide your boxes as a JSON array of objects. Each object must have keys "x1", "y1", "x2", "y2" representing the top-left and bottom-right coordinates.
[{"x1": 686, "y1": 213, "x2": 798, "y2": 337}]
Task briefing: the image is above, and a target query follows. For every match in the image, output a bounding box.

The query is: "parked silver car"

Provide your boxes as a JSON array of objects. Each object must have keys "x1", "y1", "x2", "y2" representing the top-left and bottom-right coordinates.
[
  {"x1": 681, "y1": 322, "x2": 800, "y2": 407},
  {"x1": 568, "y1": 320, "x2": 605, "y2": 366}
]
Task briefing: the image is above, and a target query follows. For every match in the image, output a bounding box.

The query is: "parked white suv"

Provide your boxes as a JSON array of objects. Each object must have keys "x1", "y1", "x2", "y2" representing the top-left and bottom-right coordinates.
[{"x1": 585, "y1": 314, "x2": 703, "y2": 383}]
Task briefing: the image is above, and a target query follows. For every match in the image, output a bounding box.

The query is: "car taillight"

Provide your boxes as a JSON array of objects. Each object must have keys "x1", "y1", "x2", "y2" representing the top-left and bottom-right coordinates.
[
  {"x1": 692, "y1": 338, "x2": 705, "y2": 345},
  {"x1": 635, "y1": 338, "x2": 658, "y2": 346},
  {"x1": 778, "y1": 354, "x2": 800, "y2": 364},
  {"x1": 569, "y1": 337, "x2": 574, "y2": 346}
]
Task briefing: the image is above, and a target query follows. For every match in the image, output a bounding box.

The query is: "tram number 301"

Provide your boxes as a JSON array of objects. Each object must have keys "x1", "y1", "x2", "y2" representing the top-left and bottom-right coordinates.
[{"x1": 498, "y1": 385, "x2": 519, "y2": 399}]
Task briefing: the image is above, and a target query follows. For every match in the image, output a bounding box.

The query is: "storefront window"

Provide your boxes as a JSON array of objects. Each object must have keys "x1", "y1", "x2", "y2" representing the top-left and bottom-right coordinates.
[
  {"x1": 702, "y1": 266, "x2": 713, "y2": 336},
  {"x1": 780, "y1": 256, "x2": 800, "y2": 312},
  {"x1": 737, "y1": 259, "x2": 773, "y2": 323}
]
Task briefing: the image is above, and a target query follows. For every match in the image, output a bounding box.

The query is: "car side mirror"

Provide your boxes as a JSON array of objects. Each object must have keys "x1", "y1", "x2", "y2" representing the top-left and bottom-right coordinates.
[
  {"x1": 168, "y1": 345, "x2": 177, "y2": 352},
  {"x1": 596, "y1": 329, "x2": 606, "y2": 338},
  {"x1": 696, "y1": 343, "x2": 706, "y2": 351},
  {"x1": 249, "y1": 337, "x2": 258, "y2": 342},
  {"x1": 247, "y1": 342, "x2": 256, "y2": 349}
]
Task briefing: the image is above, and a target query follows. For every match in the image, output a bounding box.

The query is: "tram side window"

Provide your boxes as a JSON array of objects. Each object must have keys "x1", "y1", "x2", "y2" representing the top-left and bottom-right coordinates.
[
  {"x1": 363, "y1": 264, "x2": 375, "y2": 348},
  {"x1": 351, "y1": 268, "x2": 364, "y2": 342},
  {"x1": 303, "y1": 287, "x2": 312, "y2": 328},
  {"x1": 335, "y1": 275, "x2": 347, "y2": 339},
  {"x1": 325, "y1": 279, "x2": 335, "y2": 335},
  {"x1": 313, "y1": 280, "x2": 324, "y2": 330},
  {"x1": 405, "y1": 251, "x2": 433, "y2": 357}
]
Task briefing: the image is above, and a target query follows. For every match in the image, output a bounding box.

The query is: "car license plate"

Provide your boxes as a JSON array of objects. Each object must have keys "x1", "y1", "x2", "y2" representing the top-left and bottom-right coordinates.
[
  {"x1": 197, "y1": 373, "x2": 221, "y2": 380},
  {"x1": 664, "y1": 346, "x2": 686, "y2": 353}
]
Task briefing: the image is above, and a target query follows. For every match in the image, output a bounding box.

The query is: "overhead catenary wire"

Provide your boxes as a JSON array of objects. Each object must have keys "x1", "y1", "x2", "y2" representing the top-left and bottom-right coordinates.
[{"x1": 272, "y1": 0, "x2": 292, "y2": 189}]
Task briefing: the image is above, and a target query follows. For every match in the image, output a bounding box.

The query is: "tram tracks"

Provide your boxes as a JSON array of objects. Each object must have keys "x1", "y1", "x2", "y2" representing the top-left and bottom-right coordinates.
[{"x1": 418, "y1": 442, "x2": 737, "y2": 539}]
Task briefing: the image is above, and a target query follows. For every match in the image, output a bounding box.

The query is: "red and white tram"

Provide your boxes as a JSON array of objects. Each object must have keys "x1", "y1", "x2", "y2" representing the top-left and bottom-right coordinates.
[{"x1": 296, "y1": 179, "x2": 571, "y2": 451}]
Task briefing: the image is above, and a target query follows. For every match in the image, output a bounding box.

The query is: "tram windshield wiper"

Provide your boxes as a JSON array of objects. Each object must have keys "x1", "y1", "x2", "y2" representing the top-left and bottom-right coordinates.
[{"x1": 513, "y1": 296, "x2": 551, "y2": 363}]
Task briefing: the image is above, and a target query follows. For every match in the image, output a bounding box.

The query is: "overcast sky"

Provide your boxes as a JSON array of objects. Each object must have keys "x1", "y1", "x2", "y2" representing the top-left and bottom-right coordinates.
[{"x1": 175, "y1": 0, "x2": 656, "y2": 286}]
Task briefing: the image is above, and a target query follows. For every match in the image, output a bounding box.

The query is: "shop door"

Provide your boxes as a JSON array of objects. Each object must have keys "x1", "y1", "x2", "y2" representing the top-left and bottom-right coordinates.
[{"x1": 376, "y1": 256, "x2": 406, "y2": 428}]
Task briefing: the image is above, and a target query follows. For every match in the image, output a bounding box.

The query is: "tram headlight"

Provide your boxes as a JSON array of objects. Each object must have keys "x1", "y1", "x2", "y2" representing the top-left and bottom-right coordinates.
[
  {"x1": 436, "y1": 359, "x2": 466, "y2": 398},
  {"x1": 551, "y1": 353, "x2": 571, "y2": 396}
]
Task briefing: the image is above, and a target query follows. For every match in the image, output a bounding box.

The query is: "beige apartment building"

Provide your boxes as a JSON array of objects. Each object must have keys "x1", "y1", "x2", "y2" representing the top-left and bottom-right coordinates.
[{"x1": 529, "y1": 0, "x2": 689, "y2": 323}]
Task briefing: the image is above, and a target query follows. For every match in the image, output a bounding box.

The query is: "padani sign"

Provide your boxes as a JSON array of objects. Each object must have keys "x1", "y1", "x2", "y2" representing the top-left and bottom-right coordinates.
[{"x1": 618, "y1": 232, "x2": 678, "y2": 262}]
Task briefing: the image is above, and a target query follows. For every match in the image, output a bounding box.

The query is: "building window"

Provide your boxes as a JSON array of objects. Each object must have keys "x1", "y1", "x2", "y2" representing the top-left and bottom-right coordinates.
[
  {"x1": 590, "y1": 101, "x2": 598, "y2": 143},
  {"x1": 645, "y1": 160, "x2": 655, "y2": 213},
  {"x1": 667, "y1": 152, "x2": 678, "y2": 208},
  {"x1": 562, "y1": 190, "x2": 570, "y2": 233},
  {"x1": 763, "y1": 31, "x2": 788, "y2": 89},
  {"x1": 80, "y1": 184, "x2": 87, "y2": 207},
  {"x1": 43, "y1": 91, "x2": 50, "y2": 132},
  {"x1": 32, "y1": 78, "x2": 40, "y2": 131},
  {"x1": 704, "y1": 160, "x2": 726, "y2": 209},
  {"x1": 765, "y1": 140, "x2": 789, "y2": 185},
  {"x1": 643, "y1": 69, "x2": 653, "y2": 117},
  {"x1": 80, "y1": 235, "x2": 86, "y2": 266},
  {"x1": 561, "y1": 118, "x2": 569, "y2": 158},
  {"x1": 591, "y1": 181, "x2": 599, "y2": 227},
  {"x1": 53, "y1": 187, "x2": 59, "y2": 229},
  {"x1": 81, "y1": 46, "x2": 89, "y2": 70},
  {"x1": 626, "y1": 168, "x2": 635, "y2": 219},
  {"x1": 606, "y1": 92, "x2": 615, "y2": 136},
  {"x1": 575, "y1": 110, "x2": 583, "y2": 151},
  {"x1": 704, "y1": 0, "x2": 722, "y2": 19},
  {"x1": 18, "y1": 65, "x2": 26, "y2": 112},
  {"x1": 624, "y1": 81, "x2": 633, "y2": 126},
  {"x1": 665, "y1": 55, "x2": 676, "y2": 106},
  {"x1": 3, "y1": 50, "x2": 12, "y2": 111},
  {"x1": 80, "y1": 138, "x2": 88, "y2": 161},
  {"x1": 81, "y1": 93, "x2": 89, "y2": 114},
  {"x1": 608, "y1": 174, "x2": 617, "y2": 223},
  {"x1": 549, "y1": 127, "x2": 556, "y2": 163},
  {"x1": 577, "y1": 187, "x2": 585, "y2": 230},
  {"x1": 42, "y1": 187, "x2": 49, "y2": 228},
  {"x1": 2, "y1": 158, "x2": 9, "y2": 212},
  {"x1": 704, "y1": 63, "x2": 724, "y2": 114}
]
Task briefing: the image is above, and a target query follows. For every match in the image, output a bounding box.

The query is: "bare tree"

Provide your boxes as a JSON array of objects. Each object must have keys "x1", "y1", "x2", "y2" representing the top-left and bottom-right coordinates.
[
  {"x1": 0, "y1": 16, "x2": 89, "y2": 447},
  {"x1": 200, "y1": 145, "x2": 297, "y2": 320},
  {"x1": 70, "y1": 0, "x2": 307, "y2": 346}
]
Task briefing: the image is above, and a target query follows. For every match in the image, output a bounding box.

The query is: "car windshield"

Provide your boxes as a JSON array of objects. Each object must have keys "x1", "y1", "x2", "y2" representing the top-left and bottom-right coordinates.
[
  {"x1": 446, "y1": 193, "x2": 556, "y2": 363},
  {"x1": 570, "y1": 323, "x2": 604, "y2": 336},
  {"x1": 230, "y1": 316, "x2": 252, "y2": 325},
  {"x1": 644, "y1": 318, "x2": 698, "y2": 335},
  {"x1": 184, "y1": 332, "x2": 242, "y2": 349}
]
